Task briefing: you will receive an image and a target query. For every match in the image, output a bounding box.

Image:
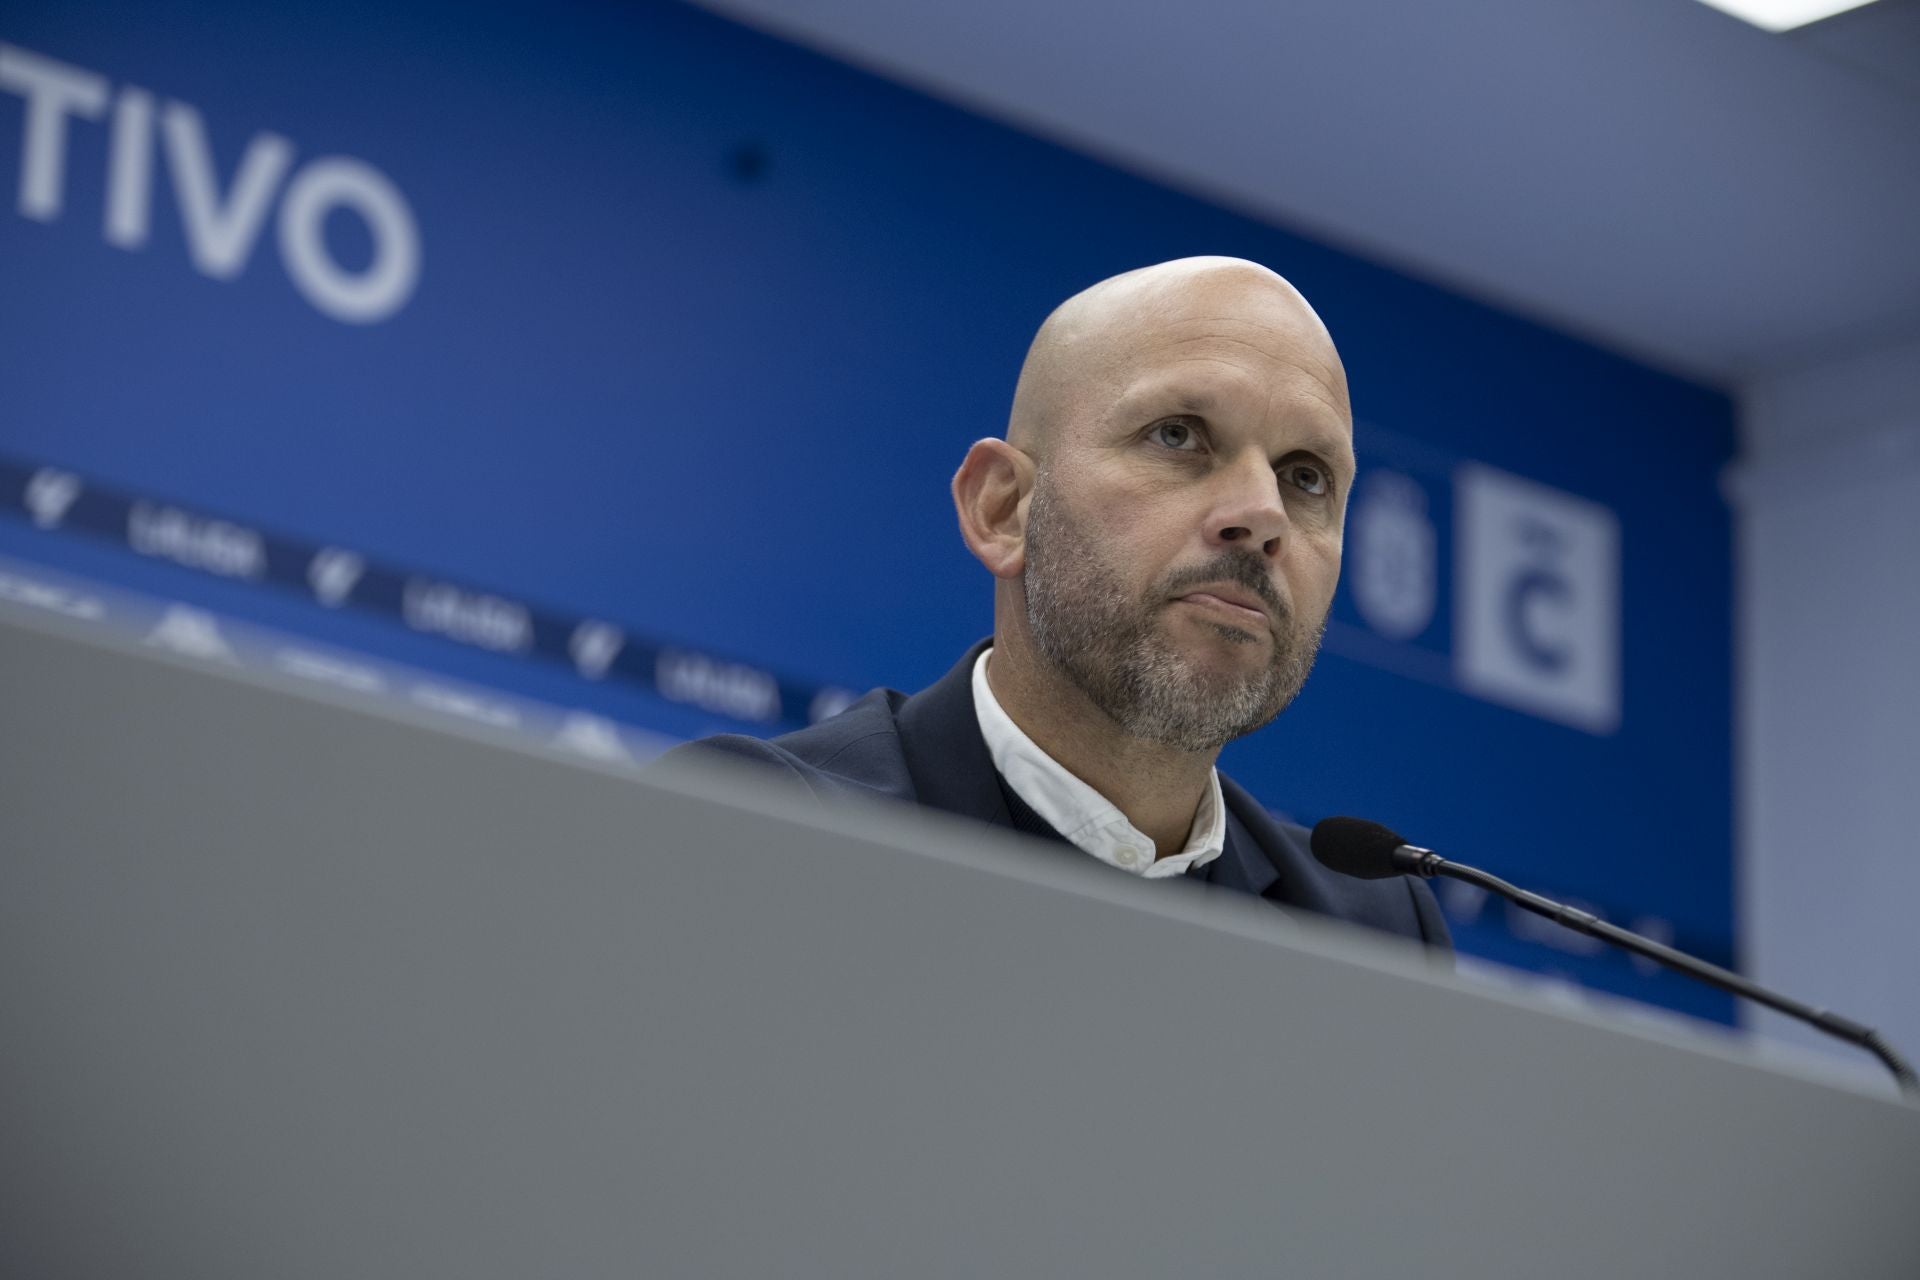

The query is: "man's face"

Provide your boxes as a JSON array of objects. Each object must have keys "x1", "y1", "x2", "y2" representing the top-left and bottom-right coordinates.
[{"x1": 1020, "y1": 284, "x2": 1353, "y2": 752}]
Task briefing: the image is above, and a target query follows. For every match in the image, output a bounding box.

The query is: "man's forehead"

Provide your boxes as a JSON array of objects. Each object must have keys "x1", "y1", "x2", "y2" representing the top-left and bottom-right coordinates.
[
  {"x1": 1005, "y1": 257, "x2": 1349, "y2": 455},
  {"x1": 1112, "y1": 365, "x2": 1335, "y2": 410},
  {"x1": 1098, "y1": 290, "x2": 1346, "y2": 397},
  {"x1": 1105, "y1": 359, "x2": 1353, "y2": 438}
]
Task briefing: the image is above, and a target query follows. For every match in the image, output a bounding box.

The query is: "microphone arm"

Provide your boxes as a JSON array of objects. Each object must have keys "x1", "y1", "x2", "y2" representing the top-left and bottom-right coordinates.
[{"x1": 1390, "y1": 842, "x2": 1920, "y2": 1098}]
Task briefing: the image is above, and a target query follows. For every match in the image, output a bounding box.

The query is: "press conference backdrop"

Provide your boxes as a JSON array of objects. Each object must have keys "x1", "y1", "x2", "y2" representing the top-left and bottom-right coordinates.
[{"x1": 0, "y1": 0, "x2": 1735, "y2": 1019}]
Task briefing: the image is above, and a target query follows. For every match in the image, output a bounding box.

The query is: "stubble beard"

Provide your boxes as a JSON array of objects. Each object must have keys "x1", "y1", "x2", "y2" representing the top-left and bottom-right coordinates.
[{"x1": 1021, "y1": 478, "x2": 1324, "y2": 753}]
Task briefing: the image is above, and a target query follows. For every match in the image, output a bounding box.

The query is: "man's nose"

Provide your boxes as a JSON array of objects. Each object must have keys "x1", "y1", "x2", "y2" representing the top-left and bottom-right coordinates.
[{"x1": 1206, "y1": 454, "x2": 1290, "y2": 556}]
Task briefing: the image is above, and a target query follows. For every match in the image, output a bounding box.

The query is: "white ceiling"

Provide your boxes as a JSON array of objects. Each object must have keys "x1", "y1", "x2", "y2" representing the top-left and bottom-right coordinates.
[{"x1": 689, "y1": 0, "x2": 1920, "y2": 387}]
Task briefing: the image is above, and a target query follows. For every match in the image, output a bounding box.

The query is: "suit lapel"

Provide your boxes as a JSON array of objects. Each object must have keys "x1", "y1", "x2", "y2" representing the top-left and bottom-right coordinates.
[
  {"x1": 1219, "y1": 777, "x2": 1339, "y2": 915},
  {"x1": 893, "y1": 639, "x2": 1016, "y2": 829},
  {"x1": 1199, "y1": 802, "x2": 1280, "y2": 896}
]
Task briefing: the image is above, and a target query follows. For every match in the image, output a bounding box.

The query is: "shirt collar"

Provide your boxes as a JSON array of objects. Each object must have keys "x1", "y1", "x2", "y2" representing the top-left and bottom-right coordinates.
[{"x1": 970, "y1": 648, "x2": 1224, "y2": 878}]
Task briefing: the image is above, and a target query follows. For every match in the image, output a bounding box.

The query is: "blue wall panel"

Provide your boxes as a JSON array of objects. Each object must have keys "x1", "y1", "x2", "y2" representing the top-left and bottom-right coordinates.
[{"x1": 0, "y1": 0, "x2": 1736, "y2": 1018}]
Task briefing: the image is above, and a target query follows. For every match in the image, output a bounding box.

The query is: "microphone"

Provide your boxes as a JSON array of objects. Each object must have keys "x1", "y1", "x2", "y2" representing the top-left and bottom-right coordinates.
[{"x1": 1311, "y1": 816, "x2": 1919, "y2": 1098}]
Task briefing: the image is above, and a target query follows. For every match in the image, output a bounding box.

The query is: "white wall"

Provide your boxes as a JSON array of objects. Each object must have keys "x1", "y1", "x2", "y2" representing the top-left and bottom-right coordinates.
[{"x1": 1734, "y1": 331, "x2": 1920, "y2": 1080}]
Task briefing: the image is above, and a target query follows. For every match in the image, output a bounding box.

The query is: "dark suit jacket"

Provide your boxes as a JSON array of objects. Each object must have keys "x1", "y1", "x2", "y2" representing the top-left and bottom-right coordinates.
[{"x1": 661, "y1": 641, "x2": 1451, "y2": 953}]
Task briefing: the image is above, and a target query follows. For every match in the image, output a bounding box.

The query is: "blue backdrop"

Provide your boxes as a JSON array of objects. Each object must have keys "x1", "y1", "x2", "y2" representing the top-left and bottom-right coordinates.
[{"x1": 0, "y1": 0, "x2": 1736, "y2": 1018}]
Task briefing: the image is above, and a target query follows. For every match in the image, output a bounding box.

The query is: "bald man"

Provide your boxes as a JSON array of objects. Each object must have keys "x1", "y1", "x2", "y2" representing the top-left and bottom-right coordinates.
[{"x1": 664, "y1": 258, "x2": 1450, "y2": 950}]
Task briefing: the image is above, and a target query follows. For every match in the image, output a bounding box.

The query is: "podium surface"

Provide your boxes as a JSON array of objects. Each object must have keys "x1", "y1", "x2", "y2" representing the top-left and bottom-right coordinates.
[{"x1": 1, "y1": 608, "x2": 1916, "y2": 1277}]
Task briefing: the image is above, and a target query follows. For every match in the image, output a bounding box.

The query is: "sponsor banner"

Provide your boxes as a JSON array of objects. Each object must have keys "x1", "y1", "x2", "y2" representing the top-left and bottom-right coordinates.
[
  {"x1": 0, "y1": 452, "x2": 856, "y2": 730},
  {"x1": 0, "y1": 550, "x2": 670, "y2": 766}
]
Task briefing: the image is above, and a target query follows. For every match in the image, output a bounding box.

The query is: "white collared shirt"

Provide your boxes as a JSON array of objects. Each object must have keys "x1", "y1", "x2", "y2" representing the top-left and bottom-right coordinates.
[{"x1": 971, "y1": 649, "x2": 1225, "y2": 878}]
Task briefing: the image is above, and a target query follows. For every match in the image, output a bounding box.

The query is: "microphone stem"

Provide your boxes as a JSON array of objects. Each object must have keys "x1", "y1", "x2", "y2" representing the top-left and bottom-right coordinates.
[{"x1": 1425, "y1": 857, "x2": 1919, "y2": 1098}]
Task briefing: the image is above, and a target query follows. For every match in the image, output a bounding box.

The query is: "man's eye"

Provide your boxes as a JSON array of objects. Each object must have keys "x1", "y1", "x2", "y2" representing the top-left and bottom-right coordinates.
[
  {"x1": 1150, "y1": 421, "x2": 1198, "y2": 450},
  {"x1": 1285, "y1": 462, "x2": 1330, "y2": 496}
]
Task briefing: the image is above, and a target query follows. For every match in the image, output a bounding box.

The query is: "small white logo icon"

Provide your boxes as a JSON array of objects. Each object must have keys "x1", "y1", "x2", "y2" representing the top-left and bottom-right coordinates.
[
  {"x1": 0, "y1": 570, "x2": 104, "y2": 619},
  {"x1": 656, "y1": 650, "x2": 780, "y2": 722},
  {"x1": 569, "y1": 621, "x2": 625, "y2": 680},
  {"x1": 409, "y1": 684, "x2": 520, "y2": 729},
  {"x1": 1626, "y1": 917, "x2": 1676, "y2": 977},
  {"x1": 552, "y1": 712, "x2": 630, "y2": 762},
  {"x1": 808, "y1": 686, "x2": 860, "y2": 724},
  {"x1": 1350, "y1": 470, "x2": 1437, "y2": 641},
  {"x1": 24, "y1": 469, "x2": 82, "y2": 529},
  {"x1": 1435, "y1": 879, "x2": 1491, "y2": 924},
  {"x1": 274, "y1": 648, "x2": 385, "y2": 694},
  {"x1": 308, "y1": 548, "x2": 364, "y2": 607},
  {"x1": 145, "y1": 605, "x2": 237, "y2": 662}
]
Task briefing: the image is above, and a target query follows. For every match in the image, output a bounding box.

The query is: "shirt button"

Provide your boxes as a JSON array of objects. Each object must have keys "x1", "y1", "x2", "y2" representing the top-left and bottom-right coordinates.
[{"x1": 1116, "y1": 847, "x2": 1141, "y2": 868}]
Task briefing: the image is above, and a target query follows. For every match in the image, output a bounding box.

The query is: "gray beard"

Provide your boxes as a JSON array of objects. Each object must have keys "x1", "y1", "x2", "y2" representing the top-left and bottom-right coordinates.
[{"x1": 1022, "y1": 478, "x2": 1322, "y2": 753}]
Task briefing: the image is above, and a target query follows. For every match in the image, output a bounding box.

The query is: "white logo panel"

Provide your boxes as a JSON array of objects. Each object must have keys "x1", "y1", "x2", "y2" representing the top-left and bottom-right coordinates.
[{"x1": 1455, "y1": 464, "x2": 1620, "y2": 734}]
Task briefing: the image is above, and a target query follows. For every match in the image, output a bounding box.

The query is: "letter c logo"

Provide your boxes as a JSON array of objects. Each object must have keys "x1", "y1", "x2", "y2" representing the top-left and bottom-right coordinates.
[{"x1": 1503, "y1": 568, "x2": 1572, "y2": 673}]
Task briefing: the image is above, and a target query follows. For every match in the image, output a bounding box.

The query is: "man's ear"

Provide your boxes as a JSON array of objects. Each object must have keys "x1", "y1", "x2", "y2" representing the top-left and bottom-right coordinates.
[{"x1": 952, "y1": 438, "x2": 1034, "y2": 580}]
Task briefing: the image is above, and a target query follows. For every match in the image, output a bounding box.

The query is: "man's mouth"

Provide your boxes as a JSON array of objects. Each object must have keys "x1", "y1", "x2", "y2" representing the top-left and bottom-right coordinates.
[{"x1": 1175, "y1": 589, "x2": 1272, "y2": 630}]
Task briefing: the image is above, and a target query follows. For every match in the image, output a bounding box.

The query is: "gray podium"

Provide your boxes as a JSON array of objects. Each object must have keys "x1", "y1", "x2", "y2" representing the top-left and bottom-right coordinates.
[{"x1": 1, "y1": 608, "x2": 1916, "y2": 1278}]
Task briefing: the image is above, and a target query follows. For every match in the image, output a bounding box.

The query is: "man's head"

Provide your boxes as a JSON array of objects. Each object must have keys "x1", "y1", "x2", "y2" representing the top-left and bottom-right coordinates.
[{"x1": 953, "y1": 257, "x2": 1354, "y2": 753}]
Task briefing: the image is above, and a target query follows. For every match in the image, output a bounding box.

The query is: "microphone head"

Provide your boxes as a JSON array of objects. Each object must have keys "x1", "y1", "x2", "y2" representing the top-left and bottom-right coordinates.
[{"x1": 1310, "y1": 816, "x2": 1411, "y2": 880}]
